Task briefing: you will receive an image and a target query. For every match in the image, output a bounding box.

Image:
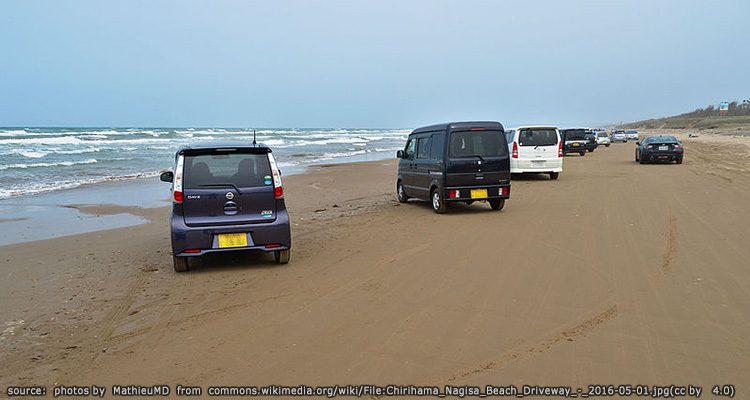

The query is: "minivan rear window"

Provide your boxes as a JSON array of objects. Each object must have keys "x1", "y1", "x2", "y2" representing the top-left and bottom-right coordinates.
[
  {"x1": 518, "y1": 128, "x2": 558, "y2": 147},
  {"x1": 449, "y1": 130, "x2": 507, "y2": 158},
  {"x1": 183, "y1": 153, "x2": 272, "y2": 189}
]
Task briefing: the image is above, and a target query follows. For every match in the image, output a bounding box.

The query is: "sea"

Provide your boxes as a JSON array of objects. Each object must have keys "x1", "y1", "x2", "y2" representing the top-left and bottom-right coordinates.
[{"x1": 0, "y1": 127, "x2": 410, "y2": 199}]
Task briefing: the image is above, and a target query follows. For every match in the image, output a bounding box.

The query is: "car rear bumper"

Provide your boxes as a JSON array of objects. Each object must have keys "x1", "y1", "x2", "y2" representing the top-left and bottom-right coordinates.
[
  {"x1": 510, "y1": 159, "x2": 562, "y2": 173},
  {"x1": 444, "y1": 184, "x2": 510, "y2": 201},
  {"x1": 642, "y1": 151, "x2": 683, "y2": 162},
  {"x1": 171, "y1": 208, "x2": 291, "y2": 256}
]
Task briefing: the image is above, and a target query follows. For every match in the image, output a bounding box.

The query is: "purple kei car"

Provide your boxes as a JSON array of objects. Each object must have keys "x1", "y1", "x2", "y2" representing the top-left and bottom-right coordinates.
[{"x1": 160, "y1": 141, "x2": 291, "y2": 272}]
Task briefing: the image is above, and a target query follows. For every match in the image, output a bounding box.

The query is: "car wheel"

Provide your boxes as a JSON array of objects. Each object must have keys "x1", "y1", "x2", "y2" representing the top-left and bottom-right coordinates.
[
  {"x1": 589, "y1": 148, "x2": 595, "y2": 152},
  {"x1": 549, "y1": 172, "x2": 559, "y2": 180},
  {"x1": 579, "y1": 151, "x2": 586, "y2": 156},
  {"x1": 635, "y1": 150, "x2": 639, "y2": 162},
  {"x1": 274, "y1": 249, "x2": 291, "y2": 264},
  {"x1": 676, "y1": 157, "x2": 683, "y2": 164},
  {"x1": 431, "y1": 188, "x2": 446, "y2": 214},
  {"x1": 396, "y1": 181, "x2": 409, "y2": 203},
  {"x1": 489, "y1": 199, "x2": 505, "y2": 211},
  {"x1": 605, "y1": 144, "x2": 610, "y2": 147},
  {"x1": 639, "y1": 157, "x2": 647, "y2": 164},
  {"x1": 173, "y1": 256, "x2": 189, "y2": 272}
]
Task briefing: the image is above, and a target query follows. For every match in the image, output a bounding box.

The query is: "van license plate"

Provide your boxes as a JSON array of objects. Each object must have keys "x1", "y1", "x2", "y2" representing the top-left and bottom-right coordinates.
[
  {"x1": 470, "y1": 189, "x2": 488, "y2": 199},
  {"x1": 218, "y1": 233, "x2": 248, "y2": 248}
]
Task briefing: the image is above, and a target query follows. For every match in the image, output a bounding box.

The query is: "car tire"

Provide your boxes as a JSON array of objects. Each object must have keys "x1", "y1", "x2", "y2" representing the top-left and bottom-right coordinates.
[
  {"x1": 639, "y1": 157, "x2": 647, "y2": 165},
  {"x1": 173, "y1": 256, "x2": 189, "y2": 273},
  {"x1": 605, "y1": 144, "x2": 610, "y2": 147},
  {"x1": 588, "y1": 148, "x2": 595, "y2": 152},
  {"x1": 549, "y1": 172, "x2": 559, "y2": 180},
  {"x1": 676, "y1": 157, "x2": 683, "y2": 164},
  {"x1": 396, "y1": 181, "x2": 409, "y2": 203},
  {"x1": 635, "y1": 150, "x2": 640, "y2": 162},
  {"x1": 579, "y1": 151, "x2": 586, "y2": 156},
  {"x1": 489, "y1": 199, "x2": 505, "y2": 211},
  {"x1": 274, "y1": 249, "x2": 291, "y2": 264},
  {"x1": 431, "y1": 188, "x2": 446, "y2": 214}
]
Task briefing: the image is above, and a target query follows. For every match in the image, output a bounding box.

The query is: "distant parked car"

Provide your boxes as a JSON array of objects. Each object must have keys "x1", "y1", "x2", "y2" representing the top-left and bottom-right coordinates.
[
  {"x1": 626, "y1": 129, "x2": 640, "y2": 140},
  {"x1": 612, "y1": 130, "x2": 627, "y2": 142},
  {"x1": 583, "y1": 130, "x2": 599, "y2": 152},
  {"x1": 595, "y1": 131, "x2": 611, "y2": 147},
  {"x1": 396, "y1": 121, "x2": 511, "y2": 213},
  {"x1": 635, "y1": 135, "x2": 684, "y2": 164},
  {"x1": 507, "y1": 126, "x2": 562, "y2": 180},
  {"x1": 160, "y1": 141, "x2": 292, "y2": 272},
  {"x1": 559, "y1": 129, "x2": 588, "y2": 156}
]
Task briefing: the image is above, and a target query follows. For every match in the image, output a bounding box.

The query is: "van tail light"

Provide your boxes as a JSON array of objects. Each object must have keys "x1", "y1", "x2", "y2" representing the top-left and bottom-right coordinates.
[
  {"x1": 448, "y1": 189, "x2": 460, "y2": 199},
  {"x1": 268, "y1": 152, "x2": 284, "y2": 199},
  {"x1": 558, "y1": 140, "x2": 563, "y2": 157},
  {"x1": 174, "y1": 190, "x2": 183, "y2": 203},
  {"x1": 499, "y1": 187, "x2": 508, "y2": 196},
  {"x1": 512, "y1": 142, "x2": 519, "y2": 159}
]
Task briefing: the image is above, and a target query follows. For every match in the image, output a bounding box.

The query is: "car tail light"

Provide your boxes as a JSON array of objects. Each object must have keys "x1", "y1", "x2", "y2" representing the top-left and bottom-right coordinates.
[
  {"x1": 173, "y1": 155, "x2": 184, "y2": 204},
  {"x1": 499, "y1": 187, "x2": 508, "y2": 196},
  {"x1": 558, "y1": 140, "x2": 563, "y2": 157},
  {"x1": 268, "y1": 153, "x2": 283, "y2": 199},
  {"x1": 448, "y1": 189, "x2": 460, "y2": 199},
  {"x1": 512, "y1": 142, "x2": 518, "y2": 159},
  {"x1": 182, "y1": 249, "x2": 201, "y2": 253},
  {"x1": 645, "y1": 145, "x2": 653, "y2": 149},
  {"x1": 265, "y1": 243, "x2": 282, "y2": 249},
  {"x1": 675, "y1": 144, "x2": 683, "y2": 149}
]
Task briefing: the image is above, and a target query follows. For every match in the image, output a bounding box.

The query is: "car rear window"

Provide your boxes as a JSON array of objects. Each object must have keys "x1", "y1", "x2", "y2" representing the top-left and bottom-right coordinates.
[
  {"x1": 518, "y1": 128, "x2": 558, "y2": 147},
  {"x1": 183, "y1": 152, "x2": 272, "y2": 189},
  {"x1": 597, "y1": 132, "x2": 607, "y2": 137},
  {"x1": 563, "y1": 129, "x2": 587, "y2": 140},
  {"x1": 449, "y1": 130, "x2": 507, "y2": 158}
]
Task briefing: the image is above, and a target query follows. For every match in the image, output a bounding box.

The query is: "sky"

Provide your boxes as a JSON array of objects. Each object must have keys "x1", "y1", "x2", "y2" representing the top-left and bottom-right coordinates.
[{"x1": 1, "y1": 0, "x2": 748, "y2": 128}]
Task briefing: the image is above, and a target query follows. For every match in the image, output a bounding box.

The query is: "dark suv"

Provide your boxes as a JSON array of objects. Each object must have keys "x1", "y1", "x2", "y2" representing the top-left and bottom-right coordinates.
[
  {"x1": 396, "y1": 121, "x2": 511, "y2": 213},
  {"x1": 560, "y1": 129, "x2": 588, "y2": 156},
  {"x1": 159, "y1": 141, "x2": 291, "y2": 272}
]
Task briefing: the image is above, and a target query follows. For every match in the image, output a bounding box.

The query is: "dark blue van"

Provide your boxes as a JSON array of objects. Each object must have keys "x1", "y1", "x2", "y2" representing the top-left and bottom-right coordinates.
[
  {"x1": 396, "y1": 121, "x2": 511, "y2": 213},
  {"x1": 160, "y1": 141, "x2": 291, "y2": 272}
]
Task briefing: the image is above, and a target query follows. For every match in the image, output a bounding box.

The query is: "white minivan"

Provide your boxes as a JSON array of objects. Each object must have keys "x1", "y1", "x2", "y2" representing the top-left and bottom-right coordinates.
[{"x1": 507, "y1": 126, "x2": 563, "y2": 180}]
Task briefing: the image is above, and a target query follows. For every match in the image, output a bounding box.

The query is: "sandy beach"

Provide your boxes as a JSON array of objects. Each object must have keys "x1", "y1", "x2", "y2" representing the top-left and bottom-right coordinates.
[{"x1": 2, "y1": 131, "x2": 750, "y2": 394}]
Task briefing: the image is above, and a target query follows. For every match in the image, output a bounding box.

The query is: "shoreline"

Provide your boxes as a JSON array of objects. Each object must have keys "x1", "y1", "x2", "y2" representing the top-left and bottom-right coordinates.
[{"x1": 0, "y1": 151, "x2": 400, "y2": 245}]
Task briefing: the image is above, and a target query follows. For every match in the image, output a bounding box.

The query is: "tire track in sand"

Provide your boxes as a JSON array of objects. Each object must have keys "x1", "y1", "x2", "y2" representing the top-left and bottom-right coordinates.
[
  {"x1": 660, "y1": 213, "x2": 677, "y2": 273},
  {"x1": 440, "y1": 304, "x2": 619, "y2": 383}
]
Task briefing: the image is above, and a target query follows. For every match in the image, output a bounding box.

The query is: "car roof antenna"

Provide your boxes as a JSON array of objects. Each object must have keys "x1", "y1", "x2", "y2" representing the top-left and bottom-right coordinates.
[{"x1": 253, "y1": 129, "x2": 257, "y2": 145}]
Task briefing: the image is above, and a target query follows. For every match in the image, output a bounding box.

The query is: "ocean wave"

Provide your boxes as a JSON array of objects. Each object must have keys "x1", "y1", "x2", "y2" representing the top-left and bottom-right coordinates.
[
  {"x1": 0, "y1": 170, "x2": 162, "y2": 199},
  {"x1": 0, "y1": 136, "x2": 85, "y2": 145},
  {"x1": 0, "y1": 158, "x2": 98, "y2": 171}
]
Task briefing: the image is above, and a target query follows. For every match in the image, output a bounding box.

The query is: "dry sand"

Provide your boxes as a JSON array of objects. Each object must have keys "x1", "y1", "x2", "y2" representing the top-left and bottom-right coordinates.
[{"x1": 1, "y1": 132, "x2": 749, "y2": 395}]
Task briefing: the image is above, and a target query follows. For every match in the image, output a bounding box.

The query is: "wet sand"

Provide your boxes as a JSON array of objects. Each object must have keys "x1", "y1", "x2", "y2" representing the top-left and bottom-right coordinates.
[{"x1": 1, "y1": 133, "x2": 749, "y2": 396}]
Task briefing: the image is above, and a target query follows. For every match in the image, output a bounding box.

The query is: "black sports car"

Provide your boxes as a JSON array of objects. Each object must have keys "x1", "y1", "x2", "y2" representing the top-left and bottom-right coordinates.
[{"x1": 635, "y1": 135, "x2": 684, "y2": 164}]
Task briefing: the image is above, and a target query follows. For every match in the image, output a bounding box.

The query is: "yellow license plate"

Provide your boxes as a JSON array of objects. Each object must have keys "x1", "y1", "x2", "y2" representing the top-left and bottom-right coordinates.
[
  {"x1": 470, "y1": 189, "x2": 488, "y2": 199},
  {"x1": 218, "y1": 233, "x2": 248, "y2": 248},
  {"x1": 572, "y1": 143, "x2": 580, "y2": 147}
]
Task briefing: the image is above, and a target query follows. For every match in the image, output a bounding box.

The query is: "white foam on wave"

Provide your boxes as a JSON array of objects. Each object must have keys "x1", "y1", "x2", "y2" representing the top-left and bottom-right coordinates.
[
  {"x1": 0, "y1": 136, "x2": 85, "y2": 145},
  {"x1": 0, "y1": 158, "x2": 98, "y2": 171},
  {"x1": 0, "y1": 170, "x2": 161, "y2": 200}
]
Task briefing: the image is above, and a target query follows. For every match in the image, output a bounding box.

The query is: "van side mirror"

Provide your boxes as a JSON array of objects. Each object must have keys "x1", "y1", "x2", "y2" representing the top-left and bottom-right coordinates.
[
  {"x1": 396, "y1": 150, "x2": 404, "y2": 159},
  {"x1": 160, "y1": 170, "x2": 174, "y2": 183}
]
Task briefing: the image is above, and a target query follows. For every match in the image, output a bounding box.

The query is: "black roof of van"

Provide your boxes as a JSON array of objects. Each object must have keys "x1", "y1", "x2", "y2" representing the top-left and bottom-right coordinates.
[{"x1": 411, "y1": 121, "x2": 504, "y2": 135}]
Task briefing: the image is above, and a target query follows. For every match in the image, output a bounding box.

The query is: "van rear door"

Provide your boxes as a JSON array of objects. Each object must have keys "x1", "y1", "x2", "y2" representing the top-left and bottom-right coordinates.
[
  {"x1": 445, "y1": 128, "x2": 510, "y2": 187},
  {"x1": 181, "y1": 149, "x2": 277, "y2": 227},
  {"x1": 516, "y1": 128, "x2": 559, "y2": 161}
]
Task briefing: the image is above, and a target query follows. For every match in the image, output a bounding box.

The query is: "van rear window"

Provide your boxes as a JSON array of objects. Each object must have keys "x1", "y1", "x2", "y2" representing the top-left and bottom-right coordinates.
[
  {"x1": 449, "y1": 131, "x2": 507, "y2": 158},
  {"x1": 518, "y1": 129, "x2": 558, "y2": 147},
  {"x1": 183, "y1": 153, "x2": 272, "y2": 189}
]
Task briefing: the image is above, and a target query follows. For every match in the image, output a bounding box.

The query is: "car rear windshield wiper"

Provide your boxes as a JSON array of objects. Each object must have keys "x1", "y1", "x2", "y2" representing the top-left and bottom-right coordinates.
[
  {"x1": 199, "y1": 183, "x2": 243, "y2": 194},
  {"x1": 471, "y1": 155, "x2": 486, "y2": 162}
]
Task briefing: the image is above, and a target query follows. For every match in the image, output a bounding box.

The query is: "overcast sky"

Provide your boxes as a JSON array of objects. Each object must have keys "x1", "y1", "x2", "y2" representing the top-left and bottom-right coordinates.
[{"x1": 1, "y1": 0, "x2": 748, "y2": 128}]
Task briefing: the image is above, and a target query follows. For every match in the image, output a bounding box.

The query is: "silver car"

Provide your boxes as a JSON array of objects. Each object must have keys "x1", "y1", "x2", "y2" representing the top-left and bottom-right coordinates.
[
  {"x1": 595, "y1": 131, "x2": 611, "y2": 147},
  {"x1": 626, "y1": 129, "x2": 640, "y2": 140}
]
